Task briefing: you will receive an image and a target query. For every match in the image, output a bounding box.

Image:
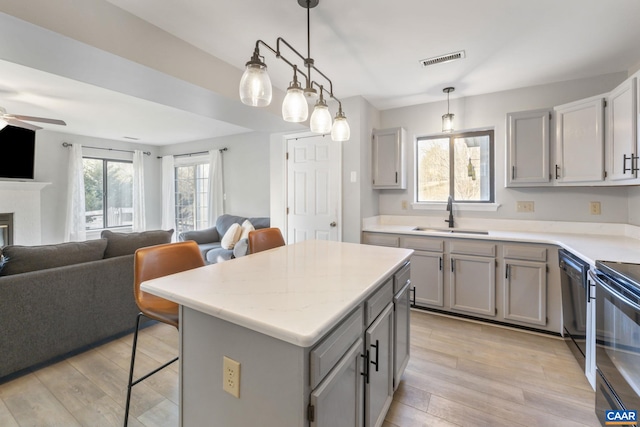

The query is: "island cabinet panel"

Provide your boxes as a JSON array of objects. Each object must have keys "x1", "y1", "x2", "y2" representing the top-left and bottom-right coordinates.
[
  {"x1": 393, "y1": 281, "x2": 411, "y2": 391},
  {"x1": 364, "y1": 303, "x2": 394, "y2": 427},
  {"x1": 310, "y1": 339, "x2": 363, "y2": 427}
]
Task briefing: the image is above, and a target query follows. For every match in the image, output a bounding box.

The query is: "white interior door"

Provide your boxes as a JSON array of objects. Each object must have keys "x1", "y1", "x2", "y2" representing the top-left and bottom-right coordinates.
[{"x1": 287, "y1": 134, "x2": 341, "y2": 243}]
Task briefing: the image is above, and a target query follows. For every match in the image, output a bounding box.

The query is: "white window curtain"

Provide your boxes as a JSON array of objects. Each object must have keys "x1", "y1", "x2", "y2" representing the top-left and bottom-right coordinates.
[
  {"x1": 161, "y1": 155, "x2": 176, "y2": 238},
  {"x1": 64, "y1": 143, "x2": 86, "y2": 242},
  {"x1": 208, "y1": 149, "x2": 224, "y2": 225},
  {"x1": 132, "y1": 150, "x2": 146, "y2": 232}
]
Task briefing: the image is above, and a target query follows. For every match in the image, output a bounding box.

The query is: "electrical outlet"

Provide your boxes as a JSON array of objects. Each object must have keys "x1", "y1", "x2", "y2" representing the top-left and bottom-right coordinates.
[
  {"x1": 516, "y1": 201, "x2": 535, "y2": 213},
  {"x1": 590, "y1": 201, "x2": 601, "y2": 215},
  {"x1": 401, "y1": 200, "x2": 408, "y2": 210},
  {"x1": 223, "y1": 356, "x2": 240, "y2": 398}
]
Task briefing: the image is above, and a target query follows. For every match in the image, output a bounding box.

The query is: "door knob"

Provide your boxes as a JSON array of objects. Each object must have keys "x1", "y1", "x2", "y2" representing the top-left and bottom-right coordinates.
[{"x1": 330, "y1": 222, "x2": 337, "y2": 227}]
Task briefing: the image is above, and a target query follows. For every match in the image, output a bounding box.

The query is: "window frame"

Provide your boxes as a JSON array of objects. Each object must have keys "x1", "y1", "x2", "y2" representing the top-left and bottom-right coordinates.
[
  {"x1": 415, "y1": 129, "x2": 495, "y2": 205},
  {"x1": 173, "y1": 155, "x2": 211, "y2": 234},
  {"x1": 83, "y1": 156, "x2": 134, "y2": 230}
]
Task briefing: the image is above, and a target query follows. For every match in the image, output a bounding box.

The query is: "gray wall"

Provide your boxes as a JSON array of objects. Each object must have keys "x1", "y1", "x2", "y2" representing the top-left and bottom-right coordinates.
[{"x1": 378, "y1": 72, "x2": 632, "y2": 223}]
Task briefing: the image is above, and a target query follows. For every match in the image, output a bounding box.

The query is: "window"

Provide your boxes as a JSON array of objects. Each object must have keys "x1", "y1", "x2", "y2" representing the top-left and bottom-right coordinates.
[
  {"x1": 174, "y1": 161, "x2": 210, "y2": 234},
  {"x1": 416, "y1": 130, "x2": 494, "y2": 203},
  {"x1": 84, "y1": 158, "x2": 133, "y2": 230}
]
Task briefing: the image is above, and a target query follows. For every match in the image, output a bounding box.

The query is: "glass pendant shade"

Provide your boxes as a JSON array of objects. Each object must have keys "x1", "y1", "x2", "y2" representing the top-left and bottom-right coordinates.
[
  {"x1": 239, "y1": 63, "x2": 272, "y2": 107},
  {"x1": 0, "y1": 118, "x2": 7, "y2": 131},
  {"x1": 282, "y1": 85, "x2": 308, "y2": 122},
  {"x1": 442, "y1": 113, "x2": 454, "y2": 133},
  {"x1": 310, "y1": 102, "x2": 332, "y2": 134},
  {"x1": 331, "y1": 112, "x2": 350, "y2": 141}
]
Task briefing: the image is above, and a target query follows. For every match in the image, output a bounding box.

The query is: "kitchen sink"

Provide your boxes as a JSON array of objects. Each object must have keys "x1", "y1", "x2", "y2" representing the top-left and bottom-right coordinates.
[{"x1": 412, "y1": 227, "x2": 489, "y2": 235}]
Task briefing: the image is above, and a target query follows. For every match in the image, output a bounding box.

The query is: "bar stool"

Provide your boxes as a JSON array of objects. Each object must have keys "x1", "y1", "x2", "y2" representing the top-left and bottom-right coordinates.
[
  {"x1": 247, "y1": 227, "x2": 285, "y2": 254},
  {"x1": 124, "y1": 240, "x2": 204, "y2": 426}
]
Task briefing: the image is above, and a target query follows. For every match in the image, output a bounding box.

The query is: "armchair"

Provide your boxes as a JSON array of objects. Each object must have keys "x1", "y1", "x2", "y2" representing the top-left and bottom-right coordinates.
[{"x1": 178, "y1": 214, "x2": 270, "y2": 264}]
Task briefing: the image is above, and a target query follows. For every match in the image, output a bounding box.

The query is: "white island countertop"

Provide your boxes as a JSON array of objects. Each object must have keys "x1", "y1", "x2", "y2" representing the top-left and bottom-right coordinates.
[{"x1": 141, "y1": 240, "x2": 413, "y2": 347}]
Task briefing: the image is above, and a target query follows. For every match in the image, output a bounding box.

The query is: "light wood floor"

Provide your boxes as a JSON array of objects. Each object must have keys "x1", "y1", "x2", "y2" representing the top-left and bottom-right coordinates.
[{"x1": 0, "y1": 310, "x2": 600, "y2": 427}]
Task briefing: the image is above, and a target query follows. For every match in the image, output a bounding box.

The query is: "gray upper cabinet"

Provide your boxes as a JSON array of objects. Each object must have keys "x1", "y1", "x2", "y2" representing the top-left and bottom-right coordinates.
[
  {"x1": 372, "y1": 127, "x2": 406, "y2": 189},
  {"x1": 554, "y1": 95, "x2": 606, "y2": 184},
  {"x1": 607, "y1": 77, "x2": 638, "y2": 182},
  {"x1": 506, "y1": 109, "x2": 552, "y2": 187}
]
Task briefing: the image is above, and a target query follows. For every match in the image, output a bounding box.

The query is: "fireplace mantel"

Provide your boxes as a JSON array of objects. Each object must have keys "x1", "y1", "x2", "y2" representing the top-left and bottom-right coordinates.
[{"x1": 0, "y1": 181, "x2": 51, "y2": 191}]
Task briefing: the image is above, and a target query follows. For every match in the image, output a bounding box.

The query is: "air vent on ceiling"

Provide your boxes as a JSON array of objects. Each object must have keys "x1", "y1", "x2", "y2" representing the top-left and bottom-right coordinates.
[{"x1": 420, "y1": 50, "x2": 466, "y2": 68}]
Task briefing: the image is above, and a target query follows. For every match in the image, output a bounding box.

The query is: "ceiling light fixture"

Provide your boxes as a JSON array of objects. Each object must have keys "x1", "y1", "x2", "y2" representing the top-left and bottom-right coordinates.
[
  {"x1": 442, "y1": 87, "x2": 455, "y2": 133},
  {"x1": 239, "y1": 0, "x2": 350, "y2": 141}
]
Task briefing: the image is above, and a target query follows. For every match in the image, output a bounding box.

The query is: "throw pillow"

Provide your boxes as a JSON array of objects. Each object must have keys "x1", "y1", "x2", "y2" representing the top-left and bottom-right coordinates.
[
  {"x1": 101, "y1": 229, "x2": 174, "y2": 258},
  {"x1": 239, "y1": 219, "x2": 255, "y2": 241},
  {"x1": 0, "y1": 239, "x2": 108, "y2": 276},
  {"x1": 220, "y1": 223, "x2": 242, "y2": 250}
]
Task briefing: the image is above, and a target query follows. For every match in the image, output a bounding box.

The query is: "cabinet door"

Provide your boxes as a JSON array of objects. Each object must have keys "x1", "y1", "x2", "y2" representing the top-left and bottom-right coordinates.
[
  {"x1": 506, "y1": 109, "x2": 551, "y2": 186},
  {"x1": 310, "y1": 338, "x2": 364, "y2": 427},
  {"x1": 410, "y1": 250, "x2": 444, "y2": 308},
  {"x1": 607, "y1": 77, "x2": 638, "y2": 181},
  {"x1": 450, "y1": 255, "x2": 496, "y2": 317},
  {"x1": 365, "y1": 303, "x2": 393, "y2": 427},
  {"x1": 503, "y1": 260, "x2": 547, "y2": 326},
  {"x1": 372, "y1": 128, "x2": 406, "y2": 189},
  {"x1": 554, "y1": 95, "x2": 605, "y2": 183},
  {"x1": 393, "y1": 282, "x2": 410, "y2": 391}
]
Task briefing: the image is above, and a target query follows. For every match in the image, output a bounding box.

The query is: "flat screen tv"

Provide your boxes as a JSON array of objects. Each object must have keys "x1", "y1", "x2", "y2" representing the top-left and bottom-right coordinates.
[{"x1": 0, "y1": 125, "x2": 36, "y2": 180}]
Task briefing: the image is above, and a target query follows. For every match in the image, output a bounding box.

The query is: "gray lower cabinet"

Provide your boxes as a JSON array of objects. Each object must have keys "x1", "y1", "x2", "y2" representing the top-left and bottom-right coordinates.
[
  {"x1": 502, "y1": 244, "x2": 548, "y2": 326},
  {"x1": 410, "y1": 250, "x2": 444, "y2": 307},
  {"x1": 365, "y1": 303, "x2": 394, "y2": 427},
  {"x1": 450, "y1": 254, "x2": 496, "y2": 317},
  {"x1": 310, "y1": 338, "x2": 364, "y2": 427}
]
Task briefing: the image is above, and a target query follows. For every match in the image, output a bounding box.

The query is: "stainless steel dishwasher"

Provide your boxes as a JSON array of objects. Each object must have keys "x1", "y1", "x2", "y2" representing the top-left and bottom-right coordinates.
[{"x1": 559, "y1": 248, "x2": 591, "y2": 370}]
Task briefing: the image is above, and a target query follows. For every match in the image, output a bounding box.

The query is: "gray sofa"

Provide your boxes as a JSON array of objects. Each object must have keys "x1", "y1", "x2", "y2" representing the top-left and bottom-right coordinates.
[
  {"x1": 178, "y1": 214, "x2": 270, "y2": 264},
  {"x1": 0, "y1": 229, "x2": 173, "y2": 380}
]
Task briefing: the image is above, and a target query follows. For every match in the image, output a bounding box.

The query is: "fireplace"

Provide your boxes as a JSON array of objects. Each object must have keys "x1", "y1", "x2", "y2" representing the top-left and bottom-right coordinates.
[{"x1": 0, "y1": 213, "x2": 12, "y2": 246}]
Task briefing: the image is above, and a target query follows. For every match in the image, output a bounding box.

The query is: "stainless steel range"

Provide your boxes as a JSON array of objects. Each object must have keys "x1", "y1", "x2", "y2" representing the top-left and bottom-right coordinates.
[{"x1": 590, "y1": 261, "x2": 640, "y2": 426}]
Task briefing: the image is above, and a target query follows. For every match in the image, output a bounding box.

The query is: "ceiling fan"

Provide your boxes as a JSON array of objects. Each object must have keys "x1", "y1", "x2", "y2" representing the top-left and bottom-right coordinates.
[{"x1": 0, "y1": 106, "x2": 66, "y2": 131}]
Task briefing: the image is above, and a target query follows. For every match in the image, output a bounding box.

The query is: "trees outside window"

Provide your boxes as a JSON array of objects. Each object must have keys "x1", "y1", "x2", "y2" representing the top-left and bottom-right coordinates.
[
  {"x1": 416, "y1": 130, "x2": 494, "y2": 203},
  {"x1": 83, "y1": 158, "x2": 133, "y2": 229}
]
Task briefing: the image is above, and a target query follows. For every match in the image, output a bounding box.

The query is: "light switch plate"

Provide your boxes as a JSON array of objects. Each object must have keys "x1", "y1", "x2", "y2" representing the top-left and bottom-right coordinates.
[{"x1": 516, "y1": 201, "x2": 534, "y2": 213}]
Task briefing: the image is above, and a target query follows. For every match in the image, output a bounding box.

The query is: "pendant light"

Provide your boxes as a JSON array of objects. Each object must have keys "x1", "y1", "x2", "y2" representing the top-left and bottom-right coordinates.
[
  {"x1": 442, "y1": 87, "x2": 455, "y2": 133},
  {"x1": 331, "y1": 107, "x2": 350, "y2": 141},
  {"x1": 239, "y1": 0, "x2": 349, "y2": 141},
  {"x1": 282, "y1": 66, "x2": 308, "y2": 122},
  {"x1": 310, "y1": 89, "x2": 332, "y2": 134},
  {"x1": 239, "y1": 49, "x2": 272, "y2": 107}
]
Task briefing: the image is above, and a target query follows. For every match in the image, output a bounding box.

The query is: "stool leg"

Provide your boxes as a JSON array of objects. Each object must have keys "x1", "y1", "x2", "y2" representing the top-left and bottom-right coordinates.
[{"x1": 124, "y1": 312, "x2": 143, "y2": 427}]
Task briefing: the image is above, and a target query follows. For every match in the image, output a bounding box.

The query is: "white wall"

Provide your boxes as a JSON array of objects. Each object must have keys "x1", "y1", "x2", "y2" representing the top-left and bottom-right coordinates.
[
  {"x1": 379, "y1": 72, "x2": 632, "y2": 223},
  {"x1": 34, "y1": 130, "x2": 160, "y2": 243},
  {"x1": 160, "y1": 132, "x2": 271, "y2": 218}
]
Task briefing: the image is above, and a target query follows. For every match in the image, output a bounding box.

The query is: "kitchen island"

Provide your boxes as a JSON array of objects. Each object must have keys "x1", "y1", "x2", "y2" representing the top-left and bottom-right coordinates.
[{"x1": 141, "y1": 239, "x2": 413, "y2": 427}]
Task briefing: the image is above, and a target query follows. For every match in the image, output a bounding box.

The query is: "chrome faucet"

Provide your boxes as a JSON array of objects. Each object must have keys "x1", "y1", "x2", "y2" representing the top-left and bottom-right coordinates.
[{"x1": 445, "y1": 196, "x2": 454, "y2": 228}]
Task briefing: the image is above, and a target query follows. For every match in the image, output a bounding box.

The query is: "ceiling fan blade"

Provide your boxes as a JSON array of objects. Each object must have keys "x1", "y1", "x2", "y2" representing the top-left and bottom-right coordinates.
[
  {"x1": 4, "y1": 118, "x2": 43, "y2": 131},
  {"x1": 9, "y1": 115, "x2": 66, "y2": 126}
]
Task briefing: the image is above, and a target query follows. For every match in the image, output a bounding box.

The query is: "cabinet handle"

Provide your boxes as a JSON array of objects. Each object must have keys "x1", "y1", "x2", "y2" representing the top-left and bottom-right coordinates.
[
  {"x1": 623, "y1": 154, "x2": 631, "y2": 174},
  {"x1": 439, "y1": 256, "x2": 443, "y2": 271},
  {"x1": 505, "y1": 264, "x2": 510, "y2": 279},
  {"x1": 370, "y1": 340, "x2": 379, "y2": 372},
  {"x1": 361, "y1": 352, "x2": 369, "y2": 384},
  {"x1": 410, "y1": 286, "x2": 416, "y2": 306},
  {"x1": 588, "y1": 279, "x2": 596, "y2": 303},
  {"x1": 395, "y1": 172, "x2": 398, "y2": 183},
  {"x1": 555, "y1": 164, "x2": 560, "y2": 179},
  {"x1": 450, "y1": 258, "x2": 455, "y2": 272},
  {"x1": 512, "y1": 166, "x2": 515, "y2": 180}
]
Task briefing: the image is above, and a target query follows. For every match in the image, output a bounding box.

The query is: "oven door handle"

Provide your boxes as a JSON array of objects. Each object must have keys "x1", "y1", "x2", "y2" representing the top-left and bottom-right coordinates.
[{"x1": 590, "y1": 269, "x2": 640, "y2": 312}]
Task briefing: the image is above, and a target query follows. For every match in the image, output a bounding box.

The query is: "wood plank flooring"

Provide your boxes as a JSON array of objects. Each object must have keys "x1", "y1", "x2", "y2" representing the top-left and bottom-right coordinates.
[{"x1": 0, "y1": 310, "x2": 600, "y2": 426}]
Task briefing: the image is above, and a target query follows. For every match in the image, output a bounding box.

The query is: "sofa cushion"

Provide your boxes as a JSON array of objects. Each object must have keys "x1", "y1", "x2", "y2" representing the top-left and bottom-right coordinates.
[
  {"x1": 101, "y1": 229, "x2": 174, "y2": 258},
  {"x1": 220, "y1": 223, "x2": 242, "y2": 250},
  {"x1": 248, "y1": 217, "x2": 270, "y2": 230},
  {"x1": 206, "y1": 247, "x2": 235, "y2": 264},
  {"x1": 216, "y1": 214, "x2": 247, "y2": 238},
  {"x1": 240, "y1": 219, "x2": 255, "y2": 241},
  {"x1": 0, "y1": 239, "x2": 108, "y2": 276}
]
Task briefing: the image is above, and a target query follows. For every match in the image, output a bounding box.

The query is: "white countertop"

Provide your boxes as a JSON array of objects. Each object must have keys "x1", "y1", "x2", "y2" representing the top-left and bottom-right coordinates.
[
  {"x1": 140, "y1": 240, "x2": 413, "y2": 347},
  {"x1": 362, "y1": 219, "x2": 640, "y2": 265}
]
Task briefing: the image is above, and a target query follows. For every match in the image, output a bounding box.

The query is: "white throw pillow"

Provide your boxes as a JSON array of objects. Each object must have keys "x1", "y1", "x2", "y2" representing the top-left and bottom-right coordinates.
[
  {"x1": 220, "y1": 223, "x2": 242, "y2": 250},
  {"x1": 239, "y1": 219, "x2": 255, "y2": 240}
]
